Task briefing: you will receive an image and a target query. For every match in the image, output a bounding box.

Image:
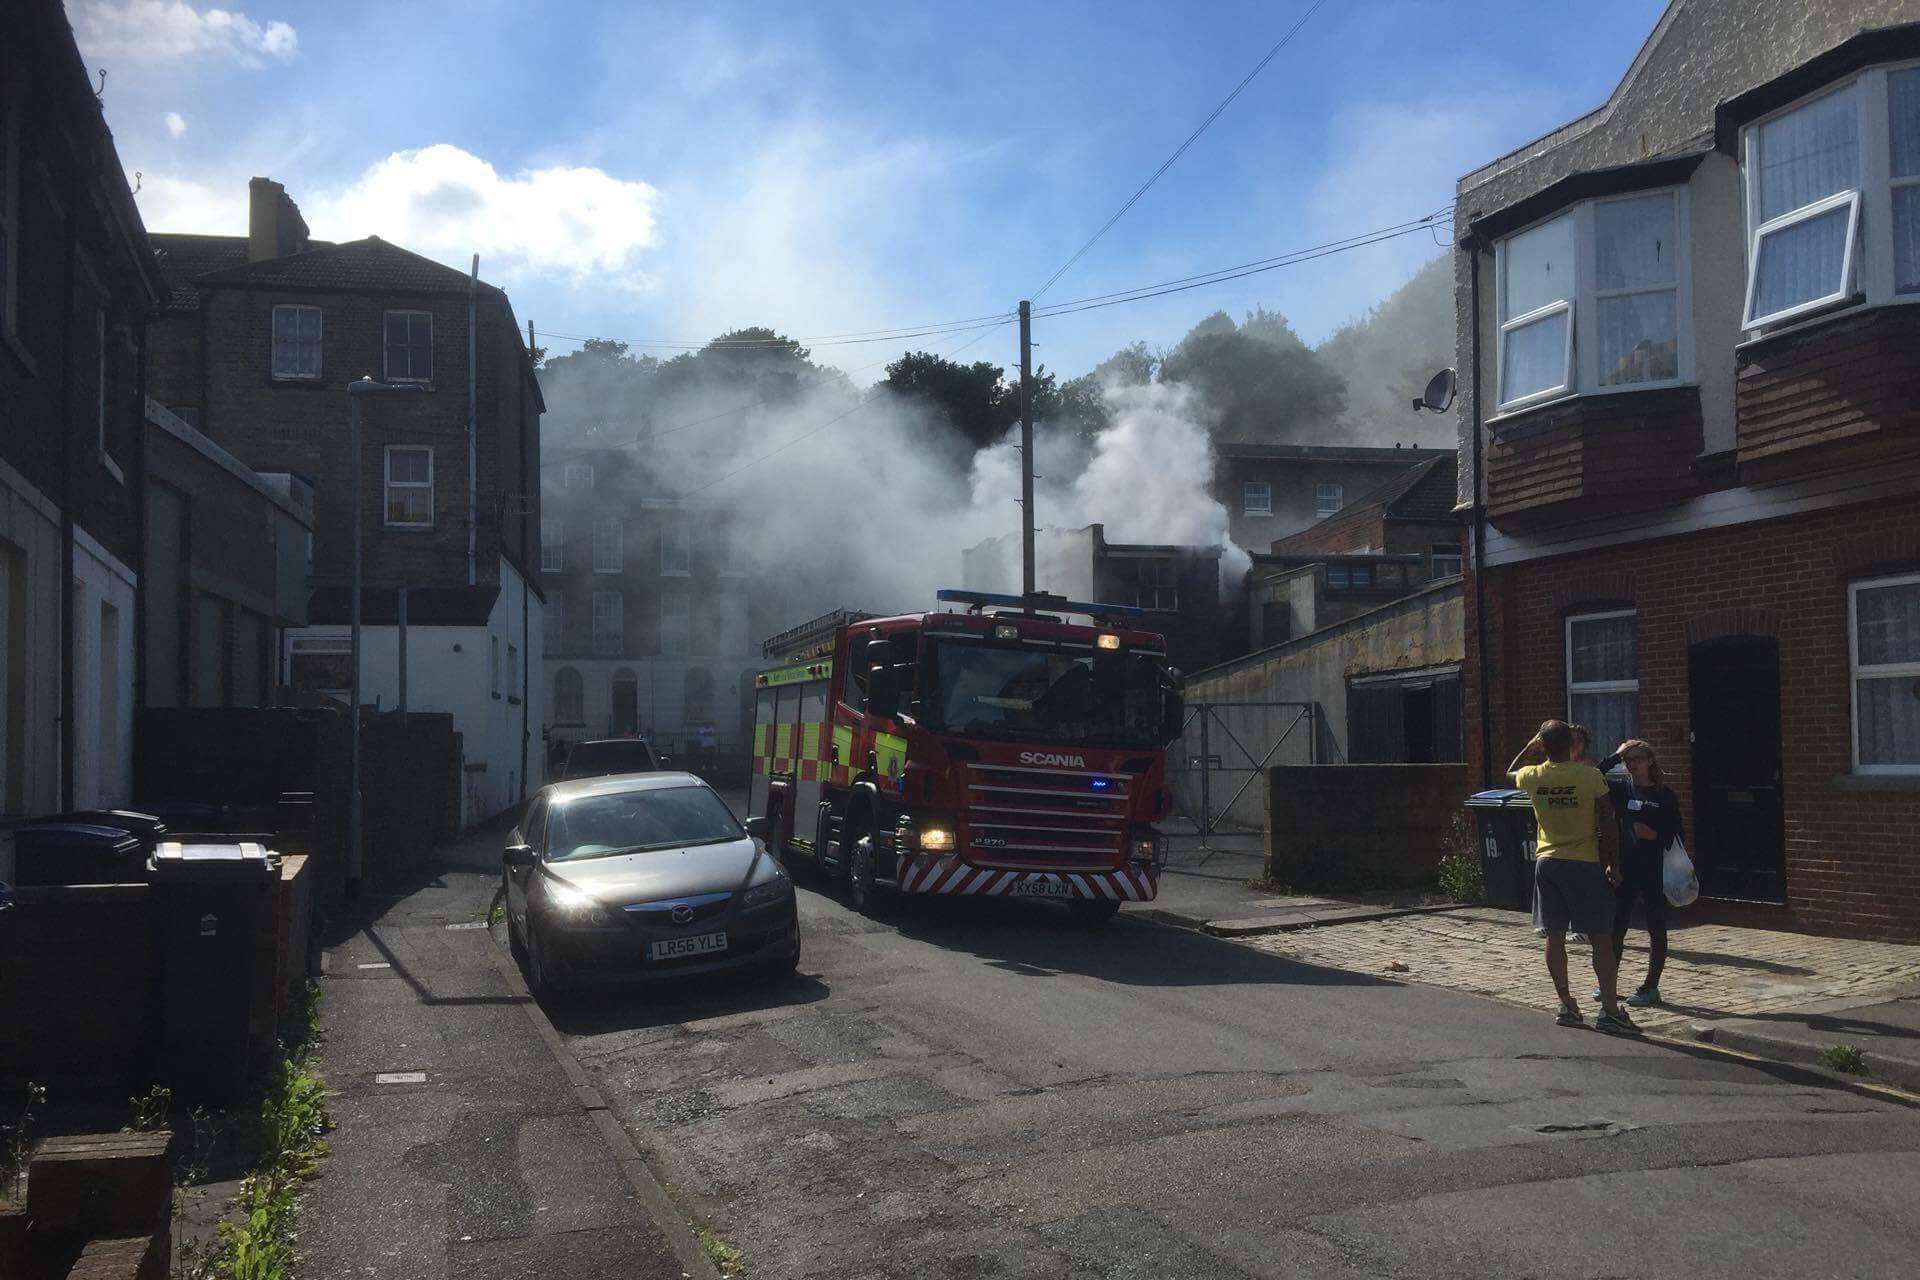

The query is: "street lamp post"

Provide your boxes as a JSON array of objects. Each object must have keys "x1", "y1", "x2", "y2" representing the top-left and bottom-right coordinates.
[{"x1": 346, "y1": 376, "x2": 425, "y2": 893}]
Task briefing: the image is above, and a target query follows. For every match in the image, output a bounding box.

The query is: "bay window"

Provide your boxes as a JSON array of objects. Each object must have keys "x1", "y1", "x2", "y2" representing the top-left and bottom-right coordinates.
[
  {"x1": 1850, "y1": 573, "x2": 1920, "y2": 775},
  {"x1": 1496, "y1": 190, "x2": 1687, "y2": 411},
  {"x1": 1742, "y1": 63, "x2": 1920, "y2": 329}
]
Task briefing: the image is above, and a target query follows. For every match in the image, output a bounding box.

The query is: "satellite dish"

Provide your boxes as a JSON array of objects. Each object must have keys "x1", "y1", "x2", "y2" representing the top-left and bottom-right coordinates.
[{"x1": 1413, "y1": 368, "x2": 1457, "y2": 414}]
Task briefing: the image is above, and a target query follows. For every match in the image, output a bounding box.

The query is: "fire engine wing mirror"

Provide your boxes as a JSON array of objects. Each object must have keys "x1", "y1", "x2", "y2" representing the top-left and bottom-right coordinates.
[
  {"x1": 744, "y1": 816, "x2": 771, "y2": 840},
  {"x1": 1160, "y1": 667, "x2": 1185, "y2": 745},
  {"x1": 868, "y1": 664, "x2": 901, "y2": 719}
]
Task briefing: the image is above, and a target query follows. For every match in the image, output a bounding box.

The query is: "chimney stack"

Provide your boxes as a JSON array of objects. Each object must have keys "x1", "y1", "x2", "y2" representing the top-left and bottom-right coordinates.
[{"x1": 247, "y1": 177, "x2": 310, "y2": 262}]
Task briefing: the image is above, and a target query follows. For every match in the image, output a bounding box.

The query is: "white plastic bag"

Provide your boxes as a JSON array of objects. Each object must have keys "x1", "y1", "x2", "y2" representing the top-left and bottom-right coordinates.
[{"x1": 1663, "y1": 836, "x2": 1699, "y2": 908}]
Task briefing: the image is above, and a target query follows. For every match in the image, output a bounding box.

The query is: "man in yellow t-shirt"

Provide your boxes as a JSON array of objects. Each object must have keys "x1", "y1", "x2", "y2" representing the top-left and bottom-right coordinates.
[{"x1": 1510, "y1": 720, "x2": 1633, "y2": 1033}]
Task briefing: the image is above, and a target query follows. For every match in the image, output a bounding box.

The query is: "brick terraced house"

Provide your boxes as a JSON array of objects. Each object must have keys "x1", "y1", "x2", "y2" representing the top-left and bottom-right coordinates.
[
  {"x1": 147, "y1": 179, "x2": 545, "y2": 823},
  {"x1": 1454, "y1": 0, "x2": 1920, "y2": 938}
]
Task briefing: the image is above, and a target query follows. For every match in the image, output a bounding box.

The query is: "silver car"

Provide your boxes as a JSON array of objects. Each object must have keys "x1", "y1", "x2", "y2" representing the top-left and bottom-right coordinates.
[{"x1": 502, "y1": 772, "x2": 799, "y2": 995}]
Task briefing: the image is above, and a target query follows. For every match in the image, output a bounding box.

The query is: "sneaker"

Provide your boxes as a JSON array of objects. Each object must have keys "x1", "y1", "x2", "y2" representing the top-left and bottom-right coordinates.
[
  {"x1": 1625, "y1": 987, "x2": 1661, "y2": 1008},
  {"x1": 1555, "y1": 1004, "x2": 1585, "y2": 1027},
  {"x1": 1533, "y1": 926, "x2": 1548, "y2": 938},
  {"x1": 1595, "y1": 1009, "x2": 1641, "y2": 1035},
  {"x1": 1570, "y1": 932, "x2": 1590, "y2": 944}
]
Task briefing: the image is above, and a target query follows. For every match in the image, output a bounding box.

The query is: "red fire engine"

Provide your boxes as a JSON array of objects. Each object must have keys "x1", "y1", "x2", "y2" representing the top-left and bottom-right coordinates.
[{"x1": 749, "y1": 590, "x2": 1183, "y2": 925}]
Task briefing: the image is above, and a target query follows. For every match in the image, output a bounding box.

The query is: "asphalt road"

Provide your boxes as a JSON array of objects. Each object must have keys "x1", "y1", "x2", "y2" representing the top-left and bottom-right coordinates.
[{"x1": 545, "y1": 873, "x2": 1920, "y2": 1280}]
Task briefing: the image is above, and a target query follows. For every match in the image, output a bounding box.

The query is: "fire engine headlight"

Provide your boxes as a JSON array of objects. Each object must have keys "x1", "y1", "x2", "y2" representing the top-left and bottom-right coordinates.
[
  {"x1": 1097, "y1": 633, "x2": 1121, "y2": 650},
  {"x1": 917, "y1": 827, "x2": 956, "y2": 852},
  {"x1": 1130, "y1": 830, "x2": 1167, "y2": 870}
]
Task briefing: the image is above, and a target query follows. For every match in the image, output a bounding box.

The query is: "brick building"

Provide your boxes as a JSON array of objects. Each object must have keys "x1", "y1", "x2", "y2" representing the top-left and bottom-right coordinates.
[
  {"x1": 1453, "y1": 0, "x2": 1920, "y2": 937},
  {"x1": 0, "y1": 1, "x2": 165, "y2": 818},
  {"x1": 539, "y1": 446, "x2": 769, "y2": 770},
  {"x1": 1213, "y1": 442, "x2": 1450, "y2": 550},
  {"x1": 147, "y1": 179, "x2": 545, "y2": 822}
]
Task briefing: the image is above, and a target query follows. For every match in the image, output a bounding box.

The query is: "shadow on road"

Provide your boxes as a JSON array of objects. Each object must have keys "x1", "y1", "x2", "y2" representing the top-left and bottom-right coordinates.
[
  {"x1": 889, "y1": 895, "x2": 1389, "y2": 990},
  {"x1": 542, "y1": 970, "x2": 832, "y2": 1036}
]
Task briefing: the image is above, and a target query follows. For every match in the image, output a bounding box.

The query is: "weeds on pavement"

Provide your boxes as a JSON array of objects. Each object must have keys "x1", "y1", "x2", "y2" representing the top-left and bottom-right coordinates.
[
  {"x1": 1818, "y1": 1044, "x2": 1868, "y2": 1075},
  {"x1": 698, "y1": 1225, "x2": 745, "y2": 1277},
  {"x1": 129, "y1": 1084, "x2": 173, "y2": 1133},
  {"x1": 1435, "y1": 813, "x2": 1486, "y2": 904},
  {"x1": 2, "y1": 1080, "x2": 46, "y2": 1201}
]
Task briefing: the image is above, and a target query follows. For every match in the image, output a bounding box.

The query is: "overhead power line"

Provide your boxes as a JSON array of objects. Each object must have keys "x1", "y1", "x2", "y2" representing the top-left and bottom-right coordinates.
[{"x1": 1030, "y1": 0, "x2": 1334, "y2": 301}]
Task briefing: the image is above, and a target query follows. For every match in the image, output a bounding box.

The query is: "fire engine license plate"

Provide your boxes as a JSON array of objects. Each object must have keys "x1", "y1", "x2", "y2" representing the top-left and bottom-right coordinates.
[
  {"x1": 1010, "y1": 878, "x2": 1071, "y2": 898},
  {"x1": 649, "y1": 931, "x2": 727, "y2": 960}
]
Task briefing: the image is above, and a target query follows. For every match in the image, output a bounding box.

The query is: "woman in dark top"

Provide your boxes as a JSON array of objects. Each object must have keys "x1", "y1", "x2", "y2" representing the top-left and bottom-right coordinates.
[{"x1": 1597, "y1": 738, "x2": 1683, "y2": 1006}]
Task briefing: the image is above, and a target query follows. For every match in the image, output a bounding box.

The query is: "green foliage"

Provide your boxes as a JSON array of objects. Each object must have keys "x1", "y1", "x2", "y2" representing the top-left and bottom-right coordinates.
[
  {"x1": 697, "y1": 1225, "x2": 745, "y2": 1277},
  {"x1": 128, "y1": 1083, "x2": 173, "y2": 1133},
  {"x1": 2, "y1": 1080, "x2": 46, "y2": 1200},
  {"x1": 1818, "y1": 1044, "x2": 1868, "y2": 1075},
  {"x1": 1434, "y1": 812, "x2": 1486, "y2": 904},
  {"x1": 883, "y1": 350, "x2": 1016, "y2": 450},
  {"x1": 1157, "y1": 307, "x2": 1347, "y2": 441}
]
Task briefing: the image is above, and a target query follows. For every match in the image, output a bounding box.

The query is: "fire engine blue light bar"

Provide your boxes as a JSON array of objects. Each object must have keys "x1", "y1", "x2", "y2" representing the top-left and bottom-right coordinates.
[{"x1": 936, "y1": 589, "x2": 1145, "y2": 621}]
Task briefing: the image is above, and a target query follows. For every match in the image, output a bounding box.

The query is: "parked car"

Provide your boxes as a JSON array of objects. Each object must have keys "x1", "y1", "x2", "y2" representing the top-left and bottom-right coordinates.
[
  {"x1": 502, "y1": 772, "x2": 799, "y2": 995},
  {"x1": 558, "y1": 737, "x2": 664, "y2": 781}
]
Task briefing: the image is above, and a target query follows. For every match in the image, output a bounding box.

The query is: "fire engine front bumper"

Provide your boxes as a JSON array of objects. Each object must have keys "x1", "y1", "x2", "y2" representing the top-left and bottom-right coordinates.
[{"x1": 895, "y1": 857, "x2": 1160, "y2": 902}]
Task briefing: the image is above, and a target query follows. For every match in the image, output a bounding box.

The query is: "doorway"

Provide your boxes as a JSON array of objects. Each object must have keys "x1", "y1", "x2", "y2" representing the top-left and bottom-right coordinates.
[
  {"x1": 1688, "y1": 635, "x2": 1785, "y2": 902},
  {"x1": 611, "y1": 668, "x2": 639, "y2": 736}
]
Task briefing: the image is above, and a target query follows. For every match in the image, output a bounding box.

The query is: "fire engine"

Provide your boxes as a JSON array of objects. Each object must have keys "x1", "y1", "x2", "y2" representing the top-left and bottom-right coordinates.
[{"x1": 748, "y1": 590, "x2": 1183, "y2": 925}]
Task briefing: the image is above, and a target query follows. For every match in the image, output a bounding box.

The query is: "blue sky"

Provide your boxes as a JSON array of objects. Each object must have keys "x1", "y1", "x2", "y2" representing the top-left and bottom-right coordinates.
[{"x1": 74, "y1": 0, "x2": 1671, "y2": 383}]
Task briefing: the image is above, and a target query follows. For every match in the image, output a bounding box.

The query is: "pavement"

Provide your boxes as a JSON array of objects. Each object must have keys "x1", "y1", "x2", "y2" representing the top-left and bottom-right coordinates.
[
  {"x1": 299, "y1": 821, "x2": 715, "y2": 1280},
  {"x1": 1149, "y1": 828, "x2": 1454, "y2": 936},
  {"x1": 288, "y1": 804, "x2": 1920, "y2": 1278}
]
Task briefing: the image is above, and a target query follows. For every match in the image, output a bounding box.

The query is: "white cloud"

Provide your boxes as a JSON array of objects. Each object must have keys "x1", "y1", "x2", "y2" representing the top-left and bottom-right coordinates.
[
  {"x1": 164, "y1": 110, "x2": 187, "y2": 137},
  {"x1": 303, "y1": 145, "x2": 662, "y2": 290},
  {"x1": 134, "y1": 145, "x2": 663, "y2": 292},
  {"x1": 67, "y1": 1, "x2": 298, "y2": 67}
]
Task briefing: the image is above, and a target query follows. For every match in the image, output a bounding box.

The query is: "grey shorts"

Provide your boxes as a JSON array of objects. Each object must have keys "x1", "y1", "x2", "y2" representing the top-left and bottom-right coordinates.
[{"x1": 1535, "y1": 857, "x2": 1614, "y2": 937}]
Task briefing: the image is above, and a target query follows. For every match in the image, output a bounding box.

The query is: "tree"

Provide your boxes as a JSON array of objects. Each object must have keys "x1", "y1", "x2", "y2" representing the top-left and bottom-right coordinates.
[
  {"x1": 652, "y1": 326, "x2": 840, "y2": 408},
  {"x1": 883, "y1": 351, "x2": 1018, "y2": 451},
  {"x1": 537, "y1": 337, "x2": 659, "y2": 449},
  {"x1": 1157, "y1": 308, "x2": 1346, "y2": 441}
]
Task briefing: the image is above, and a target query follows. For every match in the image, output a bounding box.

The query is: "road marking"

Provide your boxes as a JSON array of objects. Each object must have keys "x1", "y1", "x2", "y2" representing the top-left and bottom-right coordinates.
[
  {"x1": 356, "y1": 962, "x2": 392, "y2": 970},
  {"x1": 374, "y1": 1071, "x2": 426, "y2": 1084}
]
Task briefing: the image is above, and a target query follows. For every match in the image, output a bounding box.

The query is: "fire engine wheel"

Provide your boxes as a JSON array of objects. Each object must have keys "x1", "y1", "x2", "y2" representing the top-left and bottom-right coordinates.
[
  {"x1": 847, "y1": 832, "x2": 881, "y2": 915},
  {"x1": 1067, "y1": 898, "x2": 1122, "y2": 928}
]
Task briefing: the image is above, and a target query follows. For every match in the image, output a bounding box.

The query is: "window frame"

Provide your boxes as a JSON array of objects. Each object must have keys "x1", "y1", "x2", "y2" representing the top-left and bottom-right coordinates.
[
  {"x1": 1565, "y1": 608, "x2": 1640, "y2": 739},
  {"x1": 553, "y1": 666, "x2": 585, "y2": 724},
  {"x1": 271, "y1": 303, "x2": 323, "y2": 380},
  {"x1": 489, "y1": 635, "x2": 500, "y2": 695},
  {"x1": 659, "y1": 592, "x2": 691, "y2": 656},
  {"x1": 540, "y1": 518, "x2": 563, "y2": 573},
  {"x1": 544, "y1": 595, "x2": 564, "y2": 653},
  {"x1": 1494, "y1": 189, "x2": 1693, "y2": 413},
  {"x1": 592, "y1": 518, "x2": 623, "y2": 574},
  {"x1": 1314, "y1": 482, "x2": 1344, "y2": 519},
  {"x1": 1430, "y1": 542, "x2": 1464, "y2": 580},
  {"x1": 591, "y1": 590, "x2": 623, "y2": 656},
  {"x1": 1743, "y1": 187, "x2": 1862, "y2": 329},
  {"x1": 564, "y1": 463, "x2": 593, "y2": 490},
  {"x1": 1242, "y1": 481, "x2": 1272, "y2": 517},
  {"x1": 382, "y1": 445, "x2": 434, "y2": 529},
  {"x1": 1849, "y1": 570, "x2": 1920, "y2": 776},
  {"x1": 1739, "y1": 63, "x2": 1920, "y2": 329},
  {"x1": 382, "y1": 309, "x2": 434, "y2": 383},
  {"x1": 659, "y1": 520, "x2": 691, "y2": 577}
]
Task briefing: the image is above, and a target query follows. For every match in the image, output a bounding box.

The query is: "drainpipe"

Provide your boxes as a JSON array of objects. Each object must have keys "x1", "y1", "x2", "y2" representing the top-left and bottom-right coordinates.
[
  {"x1": 58, "y1": 192, "x2": 77, "y2": 811},
  {"x1": 1468, "y1": 234, "x2": 1495, "y2": 788},
  {"x1": 467, "y1": 255, "x2": 479, "y2": 588},
  {"x1": 133, "y1": 323, "x2": 150, "y2": 726}
]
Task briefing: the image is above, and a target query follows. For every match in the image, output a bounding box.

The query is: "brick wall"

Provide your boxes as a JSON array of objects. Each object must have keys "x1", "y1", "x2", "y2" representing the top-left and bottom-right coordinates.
[
  {"x1": 147, "y1": 285, "x2": 536, "y2": 599},
  {"x1": 1266, "y1": 764, "x2": 1474, "y2": 890},
  {"x1": 1464, "y1": 493, "x2": 1920, "y2": 940}
]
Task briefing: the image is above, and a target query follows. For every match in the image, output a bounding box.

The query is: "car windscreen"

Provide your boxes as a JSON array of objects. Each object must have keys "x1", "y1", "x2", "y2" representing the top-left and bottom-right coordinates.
[
  {"x1": 546, "y1": 785, "x2": 742, "y2": 861},
  {"x1": 565, "y1": 741, "x2": 656, "y2": 777},
  {"x1": 924, "y1": 640, "x2": 1169, "y2": 748}
]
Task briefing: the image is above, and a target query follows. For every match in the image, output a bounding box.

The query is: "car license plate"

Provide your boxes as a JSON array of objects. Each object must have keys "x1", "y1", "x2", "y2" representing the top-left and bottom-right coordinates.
[
  {"x1": 649, "y1": 931, "x2": 727, "y2": 960},
  {"x1": 1009, "y1": 878, "x2": 1070, "y2": 898}
]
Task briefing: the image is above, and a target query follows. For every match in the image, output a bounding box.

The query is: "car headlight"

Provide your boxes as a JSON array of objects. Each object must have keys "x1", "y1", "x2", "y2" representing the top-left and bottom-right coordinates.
[
  {"x1": 916, "y1": 827, "x2": 956, "y2": 852},
  {"x1": 741, "y1": 874, "x2": 793, "y2": 910},
  {"x1": 544, "y1": 878, "x2": 615, "y2": 924}
]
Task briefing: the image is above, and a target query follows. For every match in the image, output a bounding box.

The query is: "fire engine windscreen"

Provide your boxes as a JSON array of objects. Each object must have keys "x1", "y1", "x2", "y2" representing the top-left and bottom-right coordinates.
[{"x1": 923, "y1": 642, "x2": 1173, "y2": 749}]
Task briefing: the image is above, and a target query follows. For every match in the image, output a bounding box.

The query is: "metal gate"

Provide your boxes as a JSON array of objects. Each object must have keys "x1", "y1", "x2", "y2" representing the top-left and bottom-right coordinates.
[{"x1": 1166, "y1": 701, "x2": 1316, "y2": 839}]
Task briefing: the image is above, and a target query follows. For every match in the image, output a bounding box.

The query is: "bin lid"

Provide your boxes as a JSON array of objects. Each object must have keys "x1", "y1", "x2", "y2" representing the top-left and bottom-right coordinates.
[
  {"x1": 149, "y1": 841, "x2": 278, "y2": 879},
  {"x1": 50, "y1": 809, "x2": 169, "y2": 841},
  {"x1": 13, "y1": 822, "x2": 145, "y2": 856},
  {"x1": 1465, "y1": 788, "x2": 1532, "y2": 808}
]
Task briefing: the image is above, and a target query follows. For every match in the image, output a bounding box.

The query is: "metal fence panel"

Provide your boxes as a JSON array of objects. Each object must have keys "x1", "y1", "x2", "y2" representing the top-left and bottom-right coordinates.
[{"x1": 1166, "y1": 701, "x2": 1315, "y2": 836}]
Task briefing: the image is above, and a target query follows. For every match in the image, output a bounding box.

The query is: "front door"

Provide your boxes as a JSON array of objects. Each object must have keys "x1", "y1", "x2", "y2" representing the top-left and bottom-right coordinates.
[{"x1": 1688, "y1": 635, "x2": 1785, "y2": 902}]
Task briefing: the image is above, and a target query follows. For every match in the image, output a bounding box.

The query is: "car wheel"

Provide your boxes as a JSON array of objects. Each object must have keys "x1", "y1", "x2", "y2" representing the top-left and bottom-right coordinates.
[
  {"x1": 847, "y1": 831, "x2": 881, "y2": 915},
  {"x1": 1067, "y1": 899, "x2": 1121, "y2": 928}
]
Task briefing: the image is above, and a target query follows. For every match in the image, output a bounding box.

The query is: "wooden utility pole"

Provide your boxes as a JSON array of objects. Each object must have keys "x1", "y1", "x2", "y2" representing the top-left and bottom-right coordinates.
[{"x1": 1019, "y1": 299, "x2": 1035, "y2": 598}]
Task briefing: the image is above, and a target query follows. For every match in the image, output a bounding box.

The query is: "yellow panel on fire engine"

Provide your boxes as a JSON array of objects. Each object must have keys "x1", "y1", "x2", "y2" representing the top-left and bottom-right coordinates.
[
  {"x1": 832, "y1": 724, "x2": 853, "y2": 774},
  {"x1": 874, "y1": 731, "x2": 907, "y2": 785},
  {"x1": 800, "y1": 721, "x2": 822, "y2": 760}
]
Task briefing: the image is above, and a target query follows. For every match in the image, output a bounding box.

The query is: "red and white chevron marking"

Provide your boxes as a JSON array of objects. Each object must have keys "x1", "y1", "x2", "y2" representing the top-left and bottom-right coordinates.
[{"x1": 895, "y1": 857, "x2": 1158, "y2": 902}]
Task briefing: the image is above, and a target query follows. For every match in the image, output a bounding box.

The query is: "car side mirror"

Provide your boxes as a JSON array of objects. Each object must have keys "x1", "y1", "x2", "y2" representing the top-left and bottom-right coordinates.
[
  {"x1": 868, "y1": 665, "x2": 901, "y2": 719},
  {"x1": 504, "y1": 843, "x2": 536, "y2": 869},
  {"x1": 744, "y1": 816, "x2": 771, "y2": 839}
]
